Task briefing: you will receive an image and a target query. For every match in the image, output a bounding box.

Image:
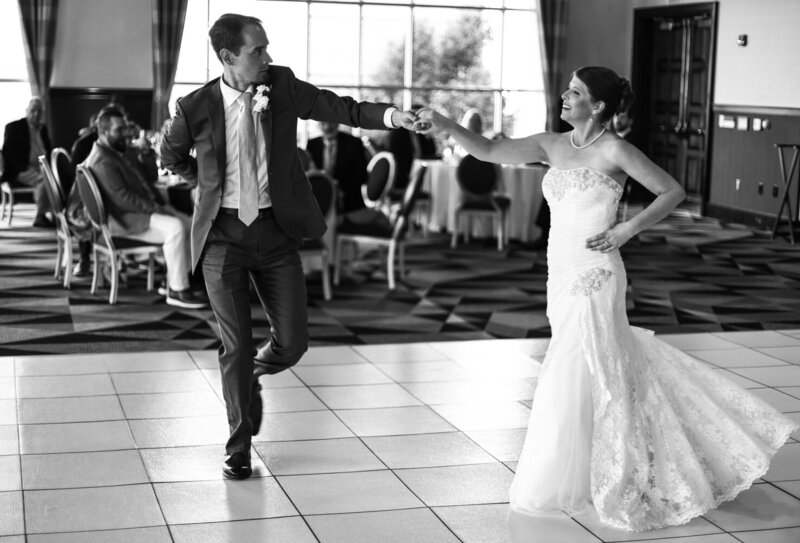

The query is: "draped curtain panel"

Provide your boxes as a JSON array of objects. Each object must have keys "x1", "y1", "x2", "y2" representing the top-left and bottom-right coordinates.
[
  {"x1": 537, "y1": 0, "x2": 569, "y2": 132},
  {"x1": 18, "y1": 0, "x2": 59, "y2": 113},
  {"x1": 152, "y1": 0, "x2": 188, "y2": 129}
]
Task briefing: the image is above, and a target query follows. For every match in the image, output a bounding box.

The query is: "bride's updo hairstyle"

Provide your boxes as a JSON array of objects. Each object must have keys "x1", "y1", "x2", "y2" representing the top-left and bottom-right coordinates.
[{"x1": 574, "y1": 66, "x2": 635, "y2": 124}]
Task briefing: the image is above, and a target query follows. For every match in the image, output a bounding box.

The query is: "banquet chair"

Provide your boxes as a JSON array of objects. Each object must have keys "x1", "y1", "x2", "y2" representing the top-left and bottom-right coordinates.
[
  {"x1": 301, "y1": 170, "x2": 336, "y2": 300},
  {"x1": 334, "y1": 164, "x2": 427, "y2": 290},
  {"x1": 75, "y1": 165, "x2": 163, "y2": 304},
  {"x1": 0, "y1": 154, "x2": 36, "y2": 224},
  {"x1": 388, "y1": 161, "x2": 432, "y2": 238},
  {"x1": 51, "y1": 147, "x2": 75, "y2": 195},
  {"x1": 38, "y1": 155, "x2": 74, "y2": 288},
  {"x1": 453, "y1": 154, "x2": 511, "y2": 251},
  {"x1": 361, "y1": 151, "x2": 396, "y2": 212}
]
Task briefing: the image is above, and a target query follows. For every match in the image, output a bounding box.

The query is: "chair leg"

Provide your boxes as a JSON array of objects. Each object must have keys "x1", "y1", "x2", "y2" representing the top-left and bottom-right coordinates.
[
  {"x1": 321, "y1": 249, "x2": 332, "y2": 301},
  {"x1": 91, "y1": 250, "x2": 100, "y2": 295},
  {"x1": 55, "y1": 238, "x2": 64, "y2": 279},
  {"x1": 387, "y1": 240, "x2": 396, "y2": 290},
  {"x1": 109, "y1": 255, "x2": 120, "y2": 304},
  {"x1": 496, "y1": 212, "x2": 504, "y2": 251},
  {"x1": 7, "y1": 191, "x2": 14, "y2": 224},
  {"x1": 63, "y1": 241, "x2": 73, "y2": 289},
  {"x1": 146, "y1": 253, "x2": 155, "y2": 292},
  {"x1": 333, "y1": 237, "x2": 343, "y2": 286},
  {"x1": 451, "y1": 213, "x2": 459, "y2": 249}
]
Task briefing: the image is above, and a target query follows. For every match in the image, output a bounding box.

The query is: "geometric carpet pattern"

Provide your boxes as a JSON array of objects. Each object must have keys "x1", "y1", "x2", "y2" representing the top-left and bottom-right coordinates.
[{"x1": 2, "y1": 203, "x2": 800, "y2": 356}]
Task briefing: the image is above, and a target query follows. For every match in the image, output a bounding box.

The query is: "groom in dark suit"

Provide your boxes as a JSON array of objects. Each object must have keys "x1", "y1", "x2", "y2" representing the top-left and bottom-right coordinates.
[{"x1": 161, "y1": 13, "x2": 417, "y2": 479}]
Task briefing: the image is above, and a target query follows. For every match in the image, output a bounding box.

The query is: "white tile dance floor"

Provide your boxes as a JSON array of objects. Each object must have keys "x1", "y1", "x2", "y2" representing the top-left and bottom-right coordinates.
[{"x1": 1, "y1": 331, "x2": 799, "y2": 542}]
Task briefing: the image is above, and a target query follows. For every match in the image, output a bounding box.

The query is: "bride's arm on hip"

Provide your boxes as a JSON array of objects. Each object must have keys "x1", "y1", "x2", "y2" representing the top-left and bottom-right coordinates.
[
  {"x1": 612, "y1": 139, "x2": 686, "y2": 237},
  {"x1": 416, "y1": 108, "x2": 552, "y2": 165}
]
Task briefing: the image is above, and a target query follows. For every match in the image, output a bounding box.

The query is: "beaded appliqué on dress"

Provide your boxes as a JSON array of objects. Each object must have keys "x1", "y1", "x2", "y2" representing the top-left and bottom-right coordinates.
[
  {"x1": 544, "y1": 167, "x2": 623, "y2": 202},
  {"x1": 571, "y1": 267, "x2": 613, "y2": 296}
]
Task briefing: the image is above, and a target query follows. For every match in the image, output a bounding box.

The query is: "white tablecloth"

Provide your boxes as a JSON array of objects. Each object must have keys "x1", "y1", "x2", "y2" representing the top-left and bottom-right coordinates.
[{"x1": 417, "y1": 160, "x2": 548, "y2": 243}]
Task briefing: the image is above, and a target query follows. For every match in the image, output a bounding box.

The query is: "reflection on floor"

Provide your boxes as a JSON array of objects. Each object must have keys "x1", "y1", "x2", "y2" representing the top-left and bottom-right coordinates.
[
  {"x1": 2, "y1": 203, "x2": 800, "y2": 356},
  {"x1": 1, "y1": 331, "x2": 799, "y2": 542}
]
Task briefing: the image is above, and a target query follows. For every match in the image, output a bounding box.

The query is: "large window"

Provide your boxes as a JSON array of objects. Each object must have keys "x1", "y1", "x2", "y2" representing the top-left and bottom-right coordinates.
[
  {"x1": 171, "y1": 0, "x2": 545, "y2": 144},
  {"x1": 0, "y1": 2, "x2": 32, "y2": 147}
]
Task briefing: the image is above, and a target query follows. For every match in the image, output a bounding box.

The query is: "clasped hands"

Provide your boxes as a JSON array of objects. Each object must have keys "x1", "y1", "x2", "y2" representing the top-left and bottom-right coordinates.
[{"x1": 391, "y1": 107, "x2": 440, "y2": 133}]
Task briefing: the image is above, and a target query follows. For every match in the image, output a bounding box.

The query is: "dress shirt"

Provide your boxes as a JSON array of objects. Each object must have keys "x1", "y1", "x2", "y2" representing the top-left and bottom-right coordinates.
[{"x1": 220, "y1": 78, "x2": 272, "y2": 210}]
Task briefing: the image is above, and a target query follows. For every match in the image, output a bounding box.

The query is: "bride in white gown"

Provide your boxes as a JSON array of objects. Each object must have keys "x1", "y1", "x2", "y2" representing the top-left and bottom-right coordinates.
[{"x1": 417, "y1": 66, "x2": 798, "y2": 532}]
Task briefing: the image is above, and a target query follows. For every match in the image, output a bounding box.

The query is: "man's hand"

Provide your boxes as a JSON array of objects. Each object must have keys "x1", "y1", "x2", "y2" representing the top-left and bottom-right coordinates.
[{"x1": 391, "y1": 109, "x2": 419, "y2": 130}]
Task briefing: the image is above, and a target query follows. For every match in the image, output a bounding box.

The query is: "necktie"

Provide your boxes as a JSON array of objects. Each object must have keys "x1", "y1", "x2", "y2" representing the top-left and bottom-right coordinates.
[
  {"x1": 238, "y1": 90, "x2": 259, "y2": 225},
  {"x1": 323, "y1": 137, "x2": 336, "y2": 174}
]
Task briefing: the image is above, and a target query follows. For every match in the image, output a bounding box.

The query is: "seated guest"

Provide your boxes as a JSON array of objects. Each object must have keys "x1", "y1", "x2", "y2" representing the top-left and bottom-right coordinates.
[
  {"x1": 307, "y1": 122, "x2": 369, "y2": 213},
  {"x1": 69, "y1": 103, "x2": 127, "y2": 276},
  {"x1": 1, "y1": 97, "x2": 52, "y2": 227},
  {"x1": 84, "y1": 108, "x2": 207, "y2": 309}
]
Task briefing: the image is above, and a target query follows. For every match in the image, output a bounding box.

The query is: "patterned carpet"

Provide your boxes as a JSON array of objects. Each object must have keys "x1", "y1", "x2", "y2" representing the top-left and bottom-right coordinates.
[{"x1": 2, "y1": 203, "x2": 800, "y2": 356}]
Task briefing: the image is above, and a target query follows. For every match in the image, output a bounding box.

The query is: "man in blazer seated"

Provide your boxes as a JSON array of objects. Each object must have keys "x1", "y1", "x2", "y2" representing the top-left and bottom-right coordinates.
[
  {"x1": 85, "y1": 108, "x2": 207, "y2": 309},
  {"x1": 306, "y1": 121, "x2": 369, "y2": 213},
  {"x1": 1, "y1": 97, "x2": 53, "y2": 227},
  {"x1": 161, "y1": 12, "x2": 418, "y2": 479}
]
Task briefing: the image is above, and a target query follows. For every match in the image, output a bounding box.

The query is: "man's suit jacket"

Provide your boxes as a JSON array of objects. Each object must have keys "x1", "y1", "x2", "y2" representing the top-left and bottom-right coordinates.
[
  {"x1": 84, "y1": 141, "x2": 157, "y2": 236},
  {"x1": 160, "y1": 65, "x2": 392, "y2": 271},
  {"x1": 307, "y1": 132, "x2": 368, "y2": 213},
  {"x1": 1, "y1": 117, "x2": 52, "y2": 184}
]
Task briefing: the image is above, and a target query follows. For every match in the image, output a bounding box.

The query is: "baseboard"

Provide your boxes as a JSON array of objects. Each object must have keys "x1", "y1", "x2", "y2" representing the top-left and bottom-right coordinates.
[{"x1": 704, "y1": 203, "x2": 784, "y2": 230}]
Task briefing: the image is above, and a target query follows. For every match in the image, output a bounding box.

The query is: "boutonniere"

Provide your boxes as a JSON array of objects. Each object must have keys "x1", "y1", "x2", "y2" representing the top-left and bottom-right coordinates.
[{"x1": 253, "y1": 83, "x2": 272, "y2": 113}]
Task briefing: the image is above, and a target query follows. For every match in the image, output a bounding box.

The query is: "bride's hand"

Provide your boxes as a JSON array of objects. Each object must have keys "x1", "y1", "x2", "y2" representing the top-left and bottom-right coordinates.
[{"x1": 585, "y1": 222, "x2": 635, "y2": 253}]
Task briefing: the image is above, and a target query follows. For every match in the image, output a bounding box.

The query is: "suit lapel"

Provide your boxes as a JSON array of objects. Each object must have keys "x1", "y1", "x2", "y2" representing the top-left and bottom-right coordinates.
[{"x1": 207, "y1": 80, "x2": 226, "y2": 185}]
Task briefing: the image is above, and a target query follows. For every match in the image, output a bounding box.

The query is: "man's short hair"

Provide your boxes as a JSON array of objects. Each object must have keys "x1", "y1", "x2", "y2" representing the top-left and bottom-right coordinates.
[
  {"x1": 209, "y1": 13, "x2": 262, "y2": 63},
  {"x1": 96, "y1": 108, "x2": 125, "y2": 133}
]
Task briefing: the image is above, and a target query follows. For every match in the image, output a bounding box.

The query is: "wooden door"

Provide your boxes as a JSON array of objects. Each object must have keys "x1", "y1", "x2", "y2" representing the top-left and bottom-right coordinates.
[{"x1": 631, "y1": 4, "x2": 716, "y2": 207}]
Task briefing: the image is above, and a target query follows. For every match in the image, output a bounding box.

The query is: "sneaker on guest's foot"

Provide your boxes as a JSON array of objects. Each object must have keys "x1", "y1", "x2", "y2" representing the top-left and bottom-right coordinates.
[
  {"x1": 32, "y1": 215, "x2": 55, "y2": 228},
  {"x1": 166, "y1": 287, "x2": 209, "y2": 309}
]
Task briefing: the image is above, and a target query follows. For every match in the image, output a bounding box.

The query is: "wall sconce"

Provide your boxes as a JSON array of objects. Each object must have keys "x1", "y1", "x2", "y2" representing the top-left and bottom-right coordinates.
[{"x1": 737, "y1": 34, "x2": 748, "y2": 46}]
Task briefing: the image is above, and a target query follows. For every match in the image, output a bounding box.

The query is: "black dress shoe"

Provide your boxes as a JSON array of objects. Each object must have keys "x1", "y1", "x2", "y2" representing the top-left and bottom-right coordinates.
[
  {"x1": 72, "y1": 259, "x2": 91, "y2": 277},
  {"x1": 250, "y1": 382, "x2": 263, "y2": 436},
  {"x1": 222, "y1": 452, "x2": 252, "y2": 479}
]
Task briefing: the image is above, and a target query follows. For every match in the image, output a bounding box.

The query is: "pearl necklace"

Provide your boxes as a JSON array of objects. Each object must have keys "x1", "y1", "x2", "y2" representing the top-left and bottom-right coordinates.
[{"x1": 570, "y1": 128, "x2": 606, "y2": 150}]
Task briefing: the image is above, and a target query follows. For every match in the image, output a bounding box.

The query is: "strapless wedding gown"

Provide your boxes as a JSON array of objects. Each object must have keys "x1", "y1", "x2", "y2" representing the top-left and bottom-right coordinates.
[{"x1": 509, "y1": 167, "x2": 798, "y2": 531}]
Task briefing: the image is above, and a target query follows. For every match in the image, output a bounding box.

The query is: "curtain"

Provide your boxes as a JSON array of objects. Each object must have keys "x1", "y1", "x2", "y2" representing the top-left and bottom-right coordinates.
[
  {"x1": 537, "y1": 0, "x2": 569, "y2": 132},
  {"x1": 152, "y1": 0, "x2": 188, "y2": 130},
  {"x1": 18, "y1": 0, "x2": 59, "y2": 112}
]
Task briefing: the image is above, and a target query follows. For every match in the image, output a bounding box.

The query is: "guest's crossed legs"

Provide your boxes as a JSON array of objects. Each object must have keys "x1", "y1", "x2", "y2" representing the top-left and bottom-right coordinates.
[{"x1": 201, "y1": 212, "x2": 308, "y2": 455}]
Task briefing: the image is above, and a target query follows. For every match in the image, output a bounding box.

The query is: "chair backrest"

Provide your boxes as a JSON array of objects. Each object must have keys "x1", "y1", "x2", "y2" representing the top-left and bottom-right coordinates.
[
  {"x1": 391, "y1": 164, "x2": 427, "y2": 241},
  {"x1": 297, "y1": 147, "x2": 314, "y2": 171},
  {"x1": 75, "y1": 165, "x2": 110, "y2": 232},
  {"x1": 456, "y1": 154, "x2": 498, "y2": 198},
  {"x1": 307, "y1": 170, "x2": 337, "y2": 224},
  {"x1": 363, "y1": 151, "x2": 395, "y2": 205},
  {"x1": 51, "y1": 147, "x2": 75, "y2": 195},
  {"x1": 38, "y1": 155, "x2": 65, "y2": 214}
]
